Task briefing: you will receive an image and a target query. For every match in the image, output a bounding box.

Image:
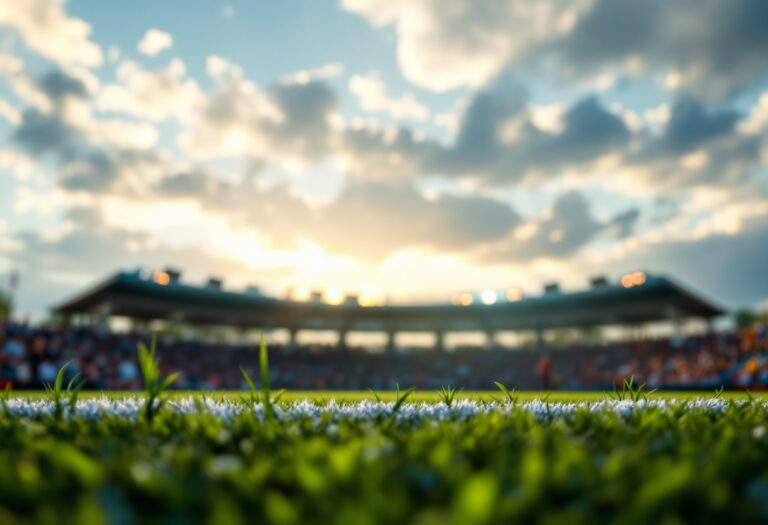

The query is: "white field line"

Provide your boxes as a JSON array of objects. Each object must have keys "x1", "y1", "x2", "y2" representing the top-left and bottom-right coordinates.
[{"x1": 0, "y1": 397, "x2": 754, "y2": 422}]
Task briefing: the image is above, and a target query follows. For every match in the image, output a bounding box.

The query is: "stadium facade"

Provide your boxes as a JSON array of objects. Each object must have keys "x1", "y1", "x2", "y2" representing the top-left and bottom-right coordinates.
[{"x1": 54, "y1": 269, "x2": 723, "y2": 351}]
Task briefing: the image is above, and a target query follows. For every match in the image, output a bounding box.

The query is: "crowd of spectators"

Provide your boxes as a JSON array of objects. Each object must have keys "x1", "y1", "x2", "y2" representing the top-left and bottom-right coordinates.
[{"x1": 1, "y1": 320, "x2": 766, "y2": 391}]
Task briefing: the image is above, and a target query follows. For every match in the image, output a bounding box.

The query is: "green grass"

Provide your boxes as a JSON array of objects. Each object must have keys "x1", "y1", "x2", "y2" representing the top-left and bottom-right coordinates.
[
  {"x1": 10, "y1": 389, "x2": 768, "y2": 402},
  {"x1": 2, "y1": 340, "x2": 767, "y2": 524},
  {"x1": 1, "y1": 393, "x2": 768, "y2": 524}
]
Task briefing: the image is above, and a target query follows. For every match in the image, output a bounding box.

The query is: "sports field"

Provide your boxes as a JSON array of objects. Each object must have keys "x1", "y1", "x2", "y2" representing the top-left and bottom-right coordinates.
[
  {"x1": 10, "y1": 389, "x2": 768, "y2": 402},
  {"x1": 1, "y1": 344, "x2": 767, "y2": 524},
  {"x1": 3, "y1": 388, "x2": 768, "y2": 524}
]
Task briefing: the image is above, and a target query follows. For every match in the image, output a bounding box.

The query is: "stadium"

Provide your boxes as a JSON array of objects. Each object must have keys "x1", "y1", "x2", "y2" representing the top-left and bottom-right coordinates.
[
  {"x1": 3, "y1": 1, "x2": 768, "y2": 523},
  {"x1": 4, "y1": 266, "x2": 758, "y2": 392}
]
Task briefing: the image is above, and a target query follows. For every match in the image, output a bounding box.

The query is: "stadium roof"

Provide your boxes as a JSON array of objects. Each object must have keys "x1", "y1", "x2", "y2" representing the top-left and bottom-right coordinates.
[{"x1": 53, "y1": 270, "x2": 724, "y2": 333}]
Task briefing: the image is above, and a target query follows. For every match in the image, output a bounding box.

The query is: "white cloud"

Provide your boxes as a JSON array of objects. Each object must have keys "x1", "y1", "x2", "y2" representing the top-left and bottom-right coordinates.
[
  {"x1": 137, "y1": 28, "x2": 173, "y2": 56},
  {"x1": 0, "y1": 149, "x2": 38, "y2": 181},
  {"x1": 0, "y1": 0, "x2": 103, "y2": 67},
  {"x1": 349, "y1": 71, "x2": 429, "y2": 120},
  {"x1": 97, "y1": 59, "x2": 201, "y2": 121},
  {"x1": 342, "y1": 0, "x2": 586, "y2": 92},
  {"x1": 178, "y1": 55, "x2": 338, "y2": 164},
  {"x1": 740, "y1": 91, "x2": 768, "y2": 135},
  {"x1": 0, "y1": 98, "x2": 21, "y2": 125},
  {"x1": 280, "y1": 63, "x2": 344, "y2": 85}
]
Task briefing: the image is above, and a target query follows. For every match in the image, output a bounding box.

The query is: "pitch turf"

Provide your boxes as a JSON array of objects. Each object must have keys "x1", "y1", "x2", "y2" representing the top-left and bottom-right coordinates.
[
  {"x1": 2, "y1": 393, "x2": 768, "y2": 524},
  {"x1": 9, "y1": 389, "x2": 768, "y2": 402}
]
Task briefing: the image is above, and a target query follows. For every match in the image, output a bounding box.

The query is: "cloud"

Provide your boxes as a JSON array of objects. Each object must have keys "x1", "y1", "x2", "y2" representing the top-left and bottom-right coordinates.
[
  {"x1": 178, "y1": 56, "x2": 338, "y2": 163},
  {"x1": 36, "y1": 69, "x2": 89, "y2": 102},
  {"x1": 341, "y1": 123, "x2": 439, "y2": 181},
  {"x1": 156, "y1": 171, "x2": 317, "y2": 241},
  {"x1": 137, "y1": 28, "x2": 173, "y2": 56},
  {"x1": 589, "y1": 214, "x2": 768, "y2": 309},
  {"x1": 316, "y1": 182, "x2": 521, "y2": 257},
  {"x1": 559, "y1": 0, "x2": 768, "y2": 100},
  {"x1": 9, "y1": 66, "x2": 165, "y2": 193},
  {"x1": 97, "y1": 59, "x2": 201, "y2": 121},
  {"x1": 343, "y1": 0, "x2": 768, "y2": 100},
  {"x1": 0, "y1": 0, "x2": 103, "y2": 67},
  {"x1": 341, "y1": 0, "x2": 583, "y2": 92},
  {"x1": 280, "y1": 63, "x2": 344, "y2": 84},
  {"x1": 349, "y1": 71, "x2": 429, "y2": 120},
  {"x1": 625, "y1": 96, "x2": 763, "y2": 189},
  {"x1": 155, "y1": 171, "x2": 521, "y2": 259},
  {"x1": 484, "y1": 191, "x2": 638, "y2": 262},
  {"x1": 12, "y1": 107, "x2": 82, "y2": 156},
  {"x1": 434, "y1": 82, "x2": 629, "y2": 184},
  {"x1": 3, "y1": 205, "x2": 257, "y2": 316}
]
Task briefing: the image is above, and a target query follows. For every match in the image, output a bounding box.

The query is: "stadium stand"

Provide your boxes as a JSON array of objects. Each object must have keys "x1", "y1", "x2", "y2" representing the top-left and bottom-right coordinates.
[
  {"x1": 1, "y1": 321, "x2": 766, "y2": 391},
  {"x1": 53, "y1": 268, "x2": 722, "y2": 352}
]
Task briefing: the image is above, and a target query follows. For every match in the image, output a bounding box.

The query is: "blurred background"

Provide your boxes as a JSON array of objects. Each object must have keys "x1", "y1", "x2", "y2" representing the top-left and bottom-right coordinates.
[{"x1": 1, "y1": 1, "x2": 767, "y2": 390}]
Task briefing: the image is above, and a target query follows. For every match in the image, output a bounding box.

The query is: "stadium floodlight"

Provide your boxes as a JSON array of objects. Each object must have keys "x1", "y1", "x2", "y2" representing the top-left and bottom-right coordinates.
[
  {"x1": 459, "y1": 293, "x2": 473, "y2": 306},
  {"x1": 480, "y1": 290, "x2": 497, "y2": 305},
  {"x1": 506, "y1": 288, "x2": 523, "y2": 302},
  {"x1": 291, "y1": 287, "x2": 311, "y2": 302},
  {"x1": 632, "y1": 271, "x2": 647, "y2": 286},
  {"x1": 324, "y1": 289, "x2": 344, "y2": 305},
  {"x1": 153, "y1": 271, "x2": 171, "y2": 286}
]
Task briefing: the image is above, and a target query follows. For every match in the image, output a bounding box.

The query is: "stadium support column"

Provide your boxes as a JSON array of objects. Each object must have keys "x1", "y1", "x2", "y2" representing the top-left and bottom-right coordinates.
[
  {"x1": 287, "y1": 327, "x2": 298, "y2": 350},
  {"x1": 337, "y1": 328, "x2": 349, "y2": 351},
  {"x1": 484, "y1": 329, "x2": 496, "y2": 350},
  {"x1": 705, "y1": 317, "x2": 715, "y2": 335},
  {"x1": 535, "y1": 328, "x2": 545, "y2": 349},
  {"x1": 385, "y1": 330, "x2": 396, "y2": 352},
  {"x1": 580, "y1": 327, "x2": 593, "y2": 346},
  {"x1": 434, "y1": 330, "x2": 445, "y2": 352}
]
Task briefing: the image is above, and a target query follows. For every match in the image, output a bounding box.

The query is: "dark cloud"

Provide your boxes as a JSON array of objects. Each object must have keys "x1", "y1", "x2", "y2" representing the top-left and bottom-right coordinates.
[
  {"x1": 625, "y1": 96, "x2": 762, "y2": 189},
  {"x1": 266, "y1": 80, "x2": 338, "y2": 160},
  {"x1": 342, "y1": 125, "x2": 439, "y2": 180},
  {"x1": 644, "y1": 96, "x2": 741, "y2": 158},
  {"x1": 547, "y1": 97, "x2": 629, "y2": 162},
  {"x1": 607, "y1": 208, "x2": 641, "y2": 239},
  {"x1": 187, "y1": 75, "x2": 339, "y2": 163},
  {"x1": 11, "y1": 108, "x2": 81, "y2": 156},
  {"x1": 59, "y1": 149, "x2": 159, "y2": 192},
  {"x1": 558, "y1": 0, "x2": 768, "y2": 100},
  {"x1": 483, "y1": 191, "x2": 638, "y2": 262},
  {"x1": 434, "y1": 87, "x2": 629, "y2": 184},
  {"x1": 583, "y1": 215, "x2": 768, "y2": 309},
  {"x1": 37, "y1": 70, "x2": 88, "y2": 102}
]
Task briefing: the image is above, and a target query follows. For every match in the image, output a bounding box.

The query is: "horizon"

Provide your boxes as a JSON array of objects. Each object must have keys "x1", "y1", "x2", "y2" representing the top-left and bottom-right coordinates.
[{"x1": 1, "y1": 0, "x2": 768, "y2": 319}]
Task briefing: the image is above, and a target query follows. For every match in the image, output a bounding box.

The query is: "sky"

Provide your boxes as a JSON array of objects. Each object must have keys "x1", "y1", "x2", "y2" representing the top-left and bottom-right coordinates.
[{"x1": 1, "y1": 0, "x2": 767, "y2": 318}]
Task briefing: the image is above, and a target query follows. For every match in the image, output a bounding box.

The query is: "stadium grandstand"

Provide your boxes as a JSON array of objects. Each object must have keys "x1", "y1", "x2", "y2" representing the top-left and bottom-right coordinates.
[
  {"x1": 53, "y1": 268, "x2": 722, "y2": 351},
  {"x1": 5, "y1": 268, "x2": 767, "y2": 392}
]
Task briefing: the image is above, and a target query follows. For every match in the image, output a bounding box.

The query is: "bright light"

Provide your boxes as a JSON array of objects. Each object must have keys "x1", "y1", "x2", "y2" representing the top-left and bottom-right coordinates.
[
  {"x1": 325, "y1": 289, "x2": 344, "y2": 305},
  {"x1": 506, "y1": 288, "x2": 523, "y2": 302},
  {"x1": 153, "y1": 271, "x2": 170, "y2": 286},
  {"x1": 459, "y1": 293, "x2": 473, "y2": 306},
  {"x1": 632, "y1": 271, "x2": 646, "y2": 286},
  {"x1": 480, "y1": 290, "x2": 497, "y2": 305},
  {"x1": 291, "y1": 287, "x2": 311, "y2": 302},
  {"x1": 621, "y1": 274, "x2": 634, "y2": 288},
  {"x1": 357, "y1": 292, "x2": 382, "y2": 307}
]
